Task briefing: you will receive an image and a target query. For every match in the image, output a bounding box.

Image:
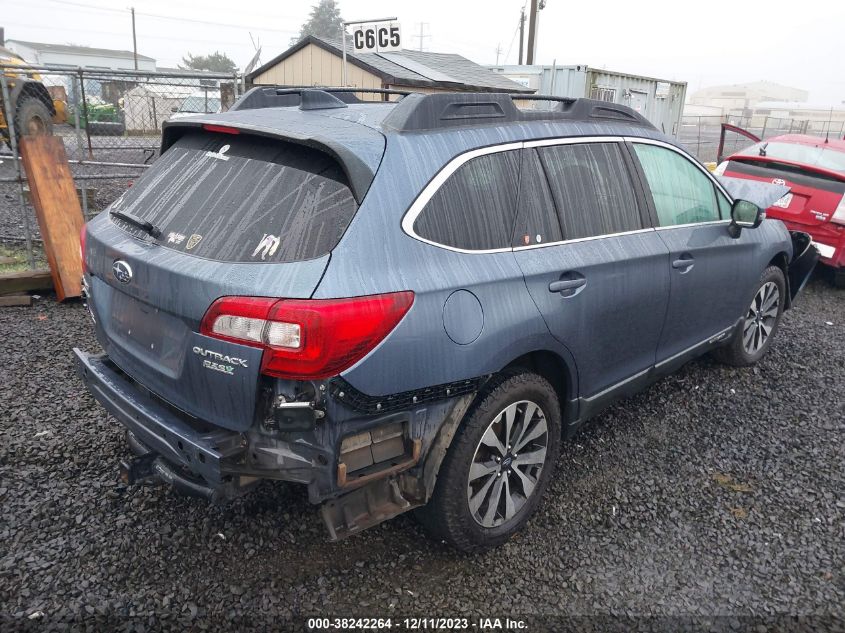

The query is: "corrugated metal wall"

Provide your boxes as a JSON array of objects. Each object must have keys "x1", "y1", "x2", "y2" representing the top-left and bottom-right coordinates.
[{"x1": 490, "y1": 65, "x2": 687, "y2": 138}]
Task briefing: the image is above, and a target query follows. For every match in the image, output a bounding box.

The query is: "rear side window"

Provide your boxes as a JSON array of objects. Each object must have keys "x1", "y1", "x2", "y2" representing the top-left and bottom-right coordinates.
[
  {"x1": 413, "y1": 150, "x2": 520, "y2": 251},
  {"x1": 538, "y1": 143, "x2": 643, "y2": 239},
  {"x1": 109, "y1": 131, "x2": 358, "y2": 263}
]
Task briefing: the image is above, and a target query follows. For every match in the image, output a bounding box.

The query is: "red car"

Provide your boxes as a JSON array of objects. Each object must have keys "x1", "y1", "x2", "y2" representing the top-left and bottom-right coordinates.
[{"x1": 716, "y1": 134, "x2": 845, "y2": 286}]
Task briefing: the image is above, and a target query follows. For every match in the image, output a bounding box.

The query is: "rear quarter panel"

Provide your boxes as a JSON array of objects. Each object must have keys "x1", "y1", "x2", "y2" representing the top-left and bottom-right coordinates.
[{"x1": 314, "y1": 127, "x2": 577, "y2": 398}]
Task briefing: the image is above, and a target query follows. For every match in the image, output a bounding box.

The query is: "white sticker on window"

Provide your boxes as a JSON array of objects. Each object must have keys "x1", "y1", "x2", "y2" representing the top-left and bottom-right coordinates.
[
  {"x1": 205, "y1": 144, "x2": 230, "y2": 161},
  {"x1": 252, "y1": 234, "x2": 280, "y2": 260}
]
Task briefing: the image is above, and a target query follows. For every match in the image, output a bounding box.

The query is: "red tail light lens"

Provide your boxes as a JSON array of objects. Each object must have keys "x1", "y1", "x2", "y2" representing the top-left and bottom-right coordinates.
[
  {"x1": 202, "y1": 124, "x2": 240, "y2": 135},
  {"x1": 80, "y1": 224, "x2": 87, "y2": 273},
  {"x1": 200, "y1": 292, "x2": 415, "y2": 380}
]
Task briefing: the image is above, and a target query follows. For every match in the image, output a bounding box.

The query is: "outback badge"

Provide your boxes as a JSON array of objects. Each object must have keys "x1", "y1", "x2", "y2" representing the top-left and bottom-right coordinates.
[{"x1": 112, "y1": 260, "x2": 133, "y2": 284}]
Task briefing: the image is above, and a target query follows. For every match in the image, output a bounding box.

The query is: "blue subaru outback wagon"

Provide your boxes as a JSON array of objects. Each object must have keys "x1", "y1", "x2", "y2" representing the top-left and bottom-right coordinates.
[{"x1": 76, "y1": 89, "x2": 817, "y2": 551}]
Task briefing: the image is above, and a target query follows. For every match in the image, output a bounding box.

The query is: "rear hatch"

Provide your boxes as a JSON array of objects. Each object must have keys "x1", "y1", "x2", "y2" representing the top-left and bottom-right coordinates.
[
  {"x1": 84, "y1": 122, "x2": 383, "y2": 431},
  {"x1": 722, "y1": 141, "x2": 845, "y2": 228}
]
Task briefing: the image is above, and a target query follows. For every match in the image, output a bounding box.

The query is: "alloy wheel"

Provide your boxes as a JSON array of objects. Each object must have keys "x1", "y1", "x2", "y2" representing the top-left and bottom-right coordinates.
[
  {"x1": 466, "y1": 400, "x2": 548, "y2": 528},
  {"x1": 742, "y1": 281, "x2": 780, "y2": 354}
]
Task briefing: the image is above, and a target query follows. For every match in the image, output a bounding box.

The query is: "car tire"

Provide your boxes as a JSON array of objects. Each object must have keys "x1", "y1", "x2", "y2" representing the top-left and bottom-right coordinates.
[
  {"x1": 713, "y1": 265, "x2": 786, "y2": 367},
  {"x1": 15, "y1": 97, "x2": 53, "y2": 140},
  {"x1": 833, "y1": 269, "x2": 845, "y2": 289},
  {"x1": 415, "y1": 370, "x2": 561, "y2": 553}
]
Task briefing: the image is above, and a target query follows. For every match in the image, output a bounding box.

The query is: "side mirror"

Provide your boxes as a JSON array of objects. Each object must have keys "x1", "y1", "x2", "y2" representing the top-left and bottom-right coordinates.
[
  {"x1": 729, "y1": 199, "x2": 764, "y2": 237},
  {"x1": 170, "y1": 106, "x2": 179, "y2": 113}
]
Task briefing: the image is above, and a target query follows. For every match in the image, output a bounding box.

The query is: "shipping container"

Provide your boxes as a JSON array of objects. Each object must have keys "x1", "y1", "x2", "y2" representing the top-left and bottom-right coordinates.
[{"x1": 489, "y1": 64, "x2": 687, "y2": 139}]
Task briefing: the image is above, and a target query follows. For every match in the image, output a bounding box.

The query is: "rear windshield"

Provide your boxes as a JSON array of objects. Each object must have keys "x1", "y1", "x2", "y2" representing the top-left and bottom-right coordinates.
[
  {"x1": 737, "y1": 141, "x2": 845, "y2": 174},
  {"x1": 109, "y1": 131, "x2": 358, "y2": 263}
]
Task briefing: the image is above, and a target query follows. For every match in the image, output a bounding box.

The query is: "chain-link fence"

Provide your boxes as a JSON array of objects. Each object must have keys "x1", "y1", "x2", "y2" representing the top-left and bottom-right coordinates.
[
  {"x1": 679, "y1": 114, "x2": 845, "y2": 164},
  {"x1": 1, "y1": 64, "x2": 240, "y2": 270}
]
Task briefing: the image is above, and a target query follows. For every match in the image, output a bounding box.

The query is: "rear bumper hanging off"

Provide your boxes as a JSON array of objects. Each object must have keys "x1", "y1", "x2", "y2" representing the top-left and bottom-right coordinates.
[{"x1": 74, "y1": 349, "x2": 246, "y2": 489}]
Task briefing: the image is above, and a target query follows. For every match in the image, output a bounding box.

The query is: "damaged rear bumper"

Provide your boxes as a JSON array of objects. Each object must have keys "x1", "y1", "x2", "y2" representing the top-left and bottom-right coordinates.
[
  {"x1": 74, "y1": 349, "x2": 251, "y2": 500},
  {"x1": 74, "y1": 348, "x2": 478, "y2": 538}
]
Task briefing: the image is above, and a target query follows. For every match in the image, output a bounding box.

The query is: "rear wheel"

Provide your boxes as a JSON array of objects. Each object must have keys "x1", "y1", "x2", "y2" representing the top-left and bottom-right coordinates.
[
  {"x1": 416, "y1": 371, "x2": 561, "y2": 552},
  {"x1": 713, "y1": 265, "x2": 786, "y2": 366}
]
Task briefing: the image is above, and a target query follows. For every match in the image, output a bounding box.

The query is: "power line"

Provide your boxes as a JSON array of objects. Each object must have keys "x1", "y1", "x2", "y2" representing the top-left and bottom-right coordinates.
[
  {"x1": 3, "y1": 20, "x2": 264, "y2": 48},
  {"x1": 31, "y1": 0, "x2": 299, "y2": 35}
]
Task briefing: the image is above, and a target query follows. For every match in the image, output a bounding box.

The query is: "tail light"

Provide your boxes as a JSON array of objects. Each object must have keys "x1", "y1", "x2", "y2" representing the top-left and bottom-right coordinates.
[
  {"x1": 80, "y1": 224, "x2": 87, "y2": 273},
  {"x1": 200, "y1": 292, "x2": 415, "y2": 380},
  {"x1": 832, "y1": 194, "x2": 845, "y2": 225},
  {"x1": 203, "y1": 124, "x2": 240, "y2": 135}
]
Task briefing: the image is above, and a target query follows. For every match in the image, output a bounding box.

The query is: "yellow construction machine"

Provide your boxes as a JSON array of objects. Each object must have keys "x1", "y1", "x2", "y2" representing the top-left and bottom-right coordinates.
[{"x1": 0, "y1": 45, "x2": 67, "y2": 147}]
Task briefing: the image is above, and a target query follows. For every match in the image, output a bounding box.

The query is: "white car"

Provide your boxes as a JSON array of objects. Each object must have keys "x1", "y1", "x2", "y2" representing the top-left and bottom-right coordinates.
[{"x1": 169, "y1": 92, "x2": 221, "y2": 120}]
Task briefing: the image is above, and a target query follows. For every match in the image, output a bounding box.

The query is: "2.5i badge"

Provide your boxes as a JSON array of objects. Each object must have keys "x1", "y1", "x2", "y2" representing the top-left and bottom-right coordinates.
[{"x1": 192, "y1": 346, "x2": 247, "y2": 376}]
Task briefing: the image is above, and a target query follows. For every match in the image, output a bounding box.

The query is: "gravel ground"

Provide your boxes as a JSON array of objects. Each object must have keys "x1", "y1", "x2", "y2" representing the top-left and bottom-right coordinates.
[{"x1": 1, "y1": 276, "x2": 843, "y2": 632}]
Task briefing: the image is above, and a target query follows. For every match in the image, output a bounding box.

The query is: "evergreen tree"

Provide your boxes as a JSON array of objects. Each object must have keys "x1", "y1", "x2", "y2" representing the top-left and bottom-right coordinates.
[
  {"x1": 180, "y1": 51, "x2": 238, "y2": 73},
  {"x1": 292, "y1": 0, "x2": 344, "y2": 44}
]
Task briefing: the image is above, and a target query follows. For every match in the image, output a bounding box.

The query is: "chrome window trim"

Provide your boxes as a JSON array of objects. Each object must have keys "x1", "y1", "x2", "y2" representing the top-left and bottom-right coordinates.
[
  {"x1": 624, "y1": 136, "x2": 734, "y2": 204},
  {"x1": 514, "y1": 227, "x2": 655, "y2": 251},
  {"x1": 524, "y1": 135, "x2": 625, "y2": 149},
  {"x1": 654, "y1": 220, "x2": 731, "y2": 231},
  {"x1": 401, "y1": 136, "x2": 639, "y2": 254},
  {"x1": 400, "y1": 141, "x2": 523, "y2": 255}
]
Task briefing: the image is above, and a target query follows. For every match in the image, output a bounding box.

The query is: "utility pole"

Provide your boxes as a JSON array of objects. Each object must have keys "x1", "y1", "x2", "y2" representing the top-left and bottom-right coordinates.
[
  {"x1": 495, "y1": 43, "x2": 502, "y2": 65},
  {"x1": 130, "y1": 7, "x2": 138, "y2": 70},
  {"x1": 518, "y1": 8, "x2": 526, "y2": 65},
  {"x1": 526, "y1": 0, "x2": 538, "y2": 65},
  {"x1": 413, "y1": 22, "x2": 430, "y2": 52}
]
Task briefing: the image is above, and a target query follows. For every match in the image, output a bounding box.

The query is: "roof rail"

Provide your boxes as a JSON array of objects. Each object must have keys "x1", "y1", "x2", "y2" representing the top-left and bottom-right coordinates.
[
  {"x1": 231, "y1": 86, "x2": 411, "y2": 111},
  {"x1": 381, "y1": 92, "x2": 656, "y2": 132}
]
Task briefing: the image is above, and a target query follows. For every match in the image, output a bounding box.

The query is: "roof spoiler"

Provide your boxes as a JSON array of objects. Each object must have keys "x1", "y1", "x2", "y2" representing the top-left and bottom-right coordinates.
[{"x1": 160, "y1": 118, "x2": 379, "y2": 203}]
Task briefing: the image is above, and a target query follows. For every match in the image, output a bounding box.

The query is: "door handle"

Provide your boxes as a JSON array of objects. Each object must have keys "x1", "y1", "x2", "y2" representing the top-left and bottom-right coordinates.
[
  {"x1": 549, "y1": 278, "x2": 586, "y2": 293},
  {"x1": 672, "y1": 257, "x2": 694, "y2": 271}
]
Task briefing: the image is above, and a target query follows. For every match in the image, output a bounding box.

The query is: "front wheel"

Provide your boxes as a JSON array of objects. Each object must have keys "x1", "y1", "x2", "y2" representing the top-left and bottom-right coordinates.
[
  {"x1": 416, "y1": 371, "x2": 561, "y2": 552},
  {"x1": 713, "y1": 265, "x2": 786, "y2": 366}
]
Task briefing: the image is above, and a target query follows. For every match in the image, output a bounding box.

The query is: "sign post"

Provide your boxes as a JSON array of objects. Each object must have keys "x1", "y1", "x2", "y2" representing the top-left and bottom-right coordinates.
[{"x1": 340, "y1": 17, "x2": 399, "y2": 87}]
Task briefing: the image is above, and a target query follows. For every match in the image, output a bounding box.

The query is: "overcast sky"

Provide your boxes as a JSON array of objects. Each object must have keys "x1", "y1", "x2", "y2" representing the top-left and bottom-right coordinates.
[{"x1": 4, "y1": 0, "x2": 844, "y2": 103}]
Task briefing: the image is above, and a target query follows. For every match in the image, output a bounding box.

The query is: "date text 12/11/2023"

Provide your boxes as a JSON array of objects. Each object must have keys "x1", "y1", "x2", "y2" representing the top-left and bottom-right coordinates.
[{"x1": 307, "y1": 617, "x2": 528, "y2": 630}]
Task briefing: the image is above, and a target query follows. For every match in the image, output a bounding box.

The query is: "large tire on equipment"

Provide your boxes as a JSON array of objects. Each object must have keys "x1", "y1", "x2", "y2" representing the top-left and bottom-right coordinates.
[
  {"x1": 416, "y1": 370, "x2": 561, "y2": 553},
  {"x1": 712, "y1": 265, "x2": 786, "y2": 367},
  {"x1": 15, "y1": 97, "x2": 53, "y2": 141}
]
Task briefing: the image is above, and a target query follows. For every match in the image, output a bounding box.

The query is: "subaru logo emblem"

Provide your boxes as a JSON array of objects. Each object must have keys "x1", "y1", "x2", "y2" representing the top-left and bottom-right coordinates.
[{"x1": 112, "y1": 260, "x2": 133, "y2": 284}]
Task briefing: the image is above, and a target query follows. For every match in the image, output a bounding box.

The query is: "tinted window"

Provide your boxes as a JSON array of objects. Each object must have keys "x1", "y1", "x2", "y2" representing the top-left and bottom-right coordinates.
[
  {"x1": 512, "y1": 149, "x2": 562, "y2": 247},
  {"x1": 413, "y1": 151, "x2": 520, "y2": 250},
  {"x1": 538, "y1": 143, "x2": 643, "y2": 240},
  {"x1": 109, "y1": 131, "x2": 358, "y2": 263},
  {"x1": 633, "y1": 143, "x2": 720, "y2": 227}
]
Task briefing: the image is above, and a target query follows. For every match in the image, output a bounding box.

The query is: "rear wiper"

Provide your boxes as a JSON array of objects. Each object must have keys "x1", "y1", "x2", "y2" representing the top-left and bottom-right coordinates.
[{"x1": 110, "y1": 209, "x2": 161, "y2": 239}]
